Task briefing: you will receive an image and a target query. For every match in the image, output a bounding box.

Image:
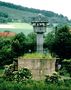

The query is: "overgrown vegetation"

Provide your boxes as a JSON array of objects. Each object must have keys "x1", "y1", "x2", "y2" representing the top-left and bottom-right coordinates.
[
  {"x1": 0, "y1": 25, "x2": 71, "y2": 89},
  {"x1": 23, "y1": 53, "x2": 53, "y2": 59},
  {"x1": 0, "y1": 73, "x2": 71, "y2": 90},
  {"x1": 0, "y1": 63, "x2": 71, "y2": 89},
  {"x1": 0, "y1": 32, "x2": 36, "y2": 66},
  {"x1": 3, "y1": 66, "x2": 32, "y2": 82},
  {"x1": 0, "y1": 67, "x2": 71, "y2": 90},
  {"x1": 61, "y1": 59, "x2": 71, "y2": 77}
]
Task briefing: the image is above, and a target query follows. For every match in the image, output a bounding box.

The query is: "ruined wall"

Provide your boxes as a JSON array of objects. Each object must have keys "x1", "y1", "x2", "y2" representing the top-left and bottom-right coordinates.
[{"x1": 18, "y1": 58, "x2": 56, "y2": 80}]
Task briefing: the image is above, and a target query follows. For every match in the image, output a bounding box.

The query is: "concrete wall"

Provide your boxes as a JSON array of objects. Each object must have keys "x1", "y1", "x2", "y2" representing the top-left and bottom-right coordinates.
[{"x1": 18, "y1": 58, "x2": 56, "y2": 80}]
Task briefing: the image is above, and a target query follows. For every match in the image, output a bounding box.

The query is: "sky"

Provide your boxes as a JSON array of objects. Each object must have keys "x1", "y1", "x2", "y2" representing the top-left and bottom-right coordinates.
[{"x1": 0, "y1": 0, "x2": 71, "y2": 20}]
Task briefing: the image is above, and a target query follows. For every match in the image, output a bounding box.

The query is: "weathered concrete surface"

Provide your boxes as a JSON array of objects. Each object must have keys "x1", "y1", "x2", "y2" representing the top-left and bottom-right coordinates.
[
  {"x1": 18, "y1": 58, "x2": 56, "y2": 80},
  {"x1": 37, "y1": 34, "x2": 43, "y2": 53}
]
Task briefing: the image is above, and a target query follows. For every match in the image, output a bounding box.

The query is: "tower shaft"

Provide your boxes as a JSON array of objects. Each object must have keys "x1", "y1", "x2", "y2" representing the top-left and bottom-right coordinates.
[{"x1": 37, "y1": 34, "x2": 43, "y2": 53}]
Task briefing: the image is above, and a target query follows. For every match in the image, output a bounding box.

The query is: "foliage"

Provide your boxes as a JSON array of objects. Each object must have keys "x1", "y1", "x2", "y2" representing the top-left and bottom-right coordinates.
[
  {"x1": 3, "y1": 64, "x2": 14, "y2": 81},
  {"x1": 11, "y1": 32, "x2": 26, "y2": 57},
  {"x1": 3, "y1": 66, "x2": 32, "y2": 82},
  {"x1": 45, "y1": 73, "x2": 61, "y2": 84},
  {"x1": 0, "y1": 32, "x2": 36, "y2": 66},
  {"x1": 45, "y1": 25, "x2": 71, "y2": 59},
  {"x1": 0, "y1": 37, "x2": 13, "y2": 66},
  {"x1": 0, "y1": 11, "x2": 12, "y2": 23},
  {"x1": 14, "y1": 68, "x2": 32, "y2": 82},
  {"x1": 26, "y1": 32, "x2": 36, "y2": 52},
  {"x1": 0, "y1": 77, "x2": 71, "y2": 90},
  {"x1": 61, "y1": 59, "x2": 71, "y2": 77},
  {"x1": 0, "y1": 1, "x2": 70, "y2": 23},
  {"x1": 27, "y1": 32, "x2": 36, "y2": 44},
  {"x1": 0, "y1": 32, "x2": 27, "y2": 66},
  {"x1": 0, "y1": 12, "x2": 8, "y2": 18},
  {"x1": 58, "y1": 67, "x2": 70, "y2": 77},
  {"x1": 44, "y1": 31, "x2": 55, "y2": 53},
  {"x1": 0, "y1": 67, "x2": 4, "y2": 77}
]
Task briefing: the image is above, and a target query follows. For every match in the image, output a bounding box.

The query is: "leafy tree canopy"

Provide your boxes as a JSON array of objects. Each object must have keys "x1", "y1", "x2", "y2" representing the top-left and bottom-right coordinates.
[{"x1": 45, "y1": 25, "x2": 71, "y2": 59}]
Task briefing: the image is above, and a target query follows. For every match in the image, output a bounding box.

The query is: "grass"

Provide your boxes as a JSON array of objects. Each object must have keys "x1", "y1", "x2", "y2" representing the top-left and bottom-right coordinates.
[
  {"x1": 22, "y1": 53, "x2": 54, "y2": 59},
  {"x1": 0, "y1": 79, "x2": 71, "y2": 90},
  {"x1": 0, "y1": 23, "x2": 53, "y2": 35},
  {"x1": 0, "y1": 23, "x2": 33, "y2": 35}
]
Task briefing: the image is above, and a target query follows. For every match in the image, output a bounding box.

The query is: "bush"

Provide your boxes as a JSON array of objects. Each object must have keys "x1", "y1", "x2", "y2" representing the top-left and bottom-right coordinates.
[
  {"x1": 62, "y1": 59, "x2": 71, "y2": 77},
  {"x1": 3, "y1": 64, "x2": 14, "y2": 81},
  {"x1": 14, "y1": 68, "x2": 32, "y2": 82},
  {"x1": 45, "y1": 73, "x2": 61, "y2": 84},
  {"x1": 59, "y1": 67, "x2": 70, "y2": 77},
  {"x1": 3, "y1": 67, "x2": 32, "y2": 82}
]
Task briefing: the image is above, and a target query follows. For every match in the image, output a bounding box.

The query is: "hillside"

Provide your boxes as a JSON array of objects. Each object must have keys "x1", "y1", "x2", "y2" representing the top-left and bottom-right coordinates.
[{"x1": 0, "y1": 1, "x2": 70, "y2": 25}]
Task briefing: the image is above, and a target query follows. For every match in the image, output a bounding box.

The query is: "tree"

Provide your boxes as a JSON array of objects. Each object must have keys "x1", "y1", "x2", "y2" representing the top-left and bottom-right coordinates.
[
  {"x1": 0, "y1": 37, "x2": 13, "y2": 66},
  {"x1": 11, "y1": 32, "x2": 26, "y2": 57},
  {"x1": 45, "y1": 25, "x2": 71, "y2": 59},
  {"x1": 44, "y1": 31, "x2": 55, "y2": 52},
  {"x1": 26, "y1": 32, "x2": 36, "y2": 52}
]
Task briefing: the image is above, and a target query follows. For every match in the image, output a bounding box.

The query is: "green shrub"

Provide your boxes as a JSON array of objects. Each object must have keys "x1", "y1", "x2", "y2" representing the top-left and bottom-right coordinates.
[
  {"x1": 14, "y1": 68, "x2": 32, "y2": 82},
  {"x1": 45, "y1": 73, "x2": 61, "y2": 84},
  {"x1": 62, "y1": 59, "x2": 71, "y2": 77},
  {"x1": 59, "y1": 67, "x2": 70, "y2": 77},
  {"x1": 3, "y1": 67, "x2": 32, "y2": 82},
  {"x1": 3, "y1": 64, "x2": 14, "y2": 81}
]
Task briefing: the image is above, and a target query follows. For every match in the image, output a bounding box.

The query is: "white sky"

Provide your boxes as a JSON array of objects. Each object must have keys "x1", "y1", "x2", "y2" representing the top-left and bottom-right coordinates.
[{"x1": 0, "y1": 0, "x2": 71, "y2": 19}]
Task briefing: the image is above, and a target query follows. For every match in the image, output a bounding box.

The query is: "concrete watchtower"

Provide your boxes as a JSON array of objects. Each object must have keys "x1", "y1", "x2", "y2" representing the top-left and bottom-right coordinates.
[{"x1": 31, "y1": 14, "x2": 48, "y2": 53}]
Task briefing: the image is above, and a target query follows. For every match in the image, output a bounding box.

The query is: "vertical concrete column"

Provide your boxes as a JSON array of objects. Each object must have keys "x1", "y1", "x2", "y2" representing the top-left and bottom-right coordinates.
[
  {"x1": 37, "y1": 34, "x2": 43, "y2": 53},
  {"x1": 31, "y1": 14, "x2": 48, "y2": 53}
]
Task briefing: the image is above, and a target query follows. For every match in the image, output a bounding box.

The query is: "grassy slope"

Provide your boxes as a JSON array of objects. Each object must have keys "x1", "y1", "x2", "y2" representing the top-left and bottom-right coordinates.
[
  {"x1": 0, "y1": 23, "x2": 33, "y2": 35},
  {"x1": 0, "y1": 23, "x2": 53, "y2": 35}
]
